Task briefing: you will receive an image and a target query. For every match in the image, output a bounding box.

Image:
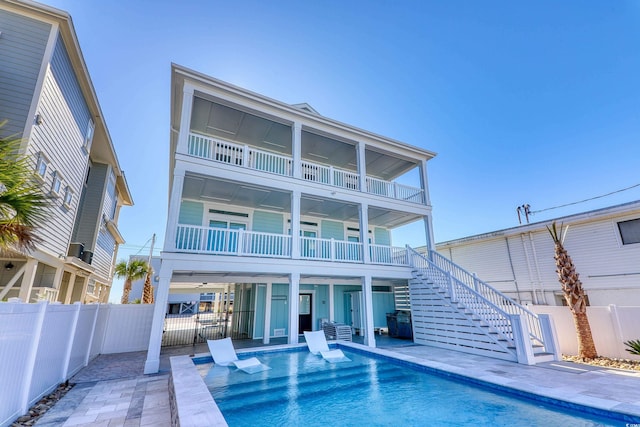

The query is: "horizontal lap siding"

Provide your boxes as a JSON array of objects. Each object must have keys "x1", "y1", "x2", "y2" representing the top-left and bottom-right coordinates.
[
  {"x1": 94, "y1": 229, "x2": 115, "y2": 280},
  {"x1": 0, "y1": 9, "x2": 50, "y2": 137},
  {"x1": 321, "y1": 219, "x2": 343, "y2": 240},
  {"x1": 253, "y1": 210, "x2": 283, "y2": 234},
  {"x1": 179, "y1": 201, "x2": 204, "y2": 225}
]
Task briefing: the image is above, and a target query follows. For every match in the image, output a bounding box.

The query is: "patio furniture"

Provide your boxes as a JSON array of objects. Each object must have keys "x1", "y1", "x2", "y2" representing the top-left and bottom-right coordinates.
[
  {"x1": 322, "y1": 321, "x2": 353, "y2": 341},
  {"x1": 207, "y1": 338, "x2": 270, "y2": 373},
  {"x1": 303, "y1": 330, "x2": 350, "y2": 363}
]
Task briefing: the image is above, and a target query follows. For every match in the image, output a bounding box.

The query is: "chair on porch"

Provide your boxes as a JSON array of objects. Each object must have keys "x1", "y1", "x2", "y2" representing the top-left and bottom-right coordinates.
[
  {"x1": 303, "y1": 330, "x2": 350, "y2": 363},
  {"x1": 207, "y1": 338, "x2": 270, "y2": 374}
]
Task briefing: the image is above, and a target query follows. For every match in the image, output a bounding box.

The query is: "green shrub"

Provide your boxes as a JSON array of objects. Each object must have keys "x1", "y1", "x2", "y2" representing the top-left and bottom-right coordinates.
[{"x1": 624, "y1": 339, "x2": 640, "y2": 356}]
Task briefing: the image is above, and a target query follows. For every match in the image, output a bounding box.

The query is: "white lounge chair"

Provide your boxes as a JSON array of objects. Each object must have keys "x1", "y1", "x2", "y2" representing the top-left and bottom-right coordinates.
[
  {"x1": 207, "y1": 338, "x2": 270, "y2": 373},
  {"x1": 303, "y1": 330, "x2": 350, "y2": 363}
]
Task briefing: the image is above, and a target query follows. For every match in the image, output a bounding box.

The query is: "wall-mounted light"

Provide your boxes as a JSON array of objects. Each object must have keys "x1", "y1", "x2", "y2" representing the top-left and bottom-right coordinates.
[
  {"x1": 5, "y1": 262, "x2": 14, "y2": 271},
  {"x1": 34, "y1": 114, "x2": 43, "y2": 125}
]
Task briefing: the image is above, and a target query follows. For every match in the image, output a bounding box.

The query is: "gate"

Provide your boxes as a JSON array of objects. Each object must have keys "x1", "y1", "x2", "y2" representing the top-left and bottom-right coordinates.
[{"x1": 160, "y1": 309, "x2": 255, "y2": 347}]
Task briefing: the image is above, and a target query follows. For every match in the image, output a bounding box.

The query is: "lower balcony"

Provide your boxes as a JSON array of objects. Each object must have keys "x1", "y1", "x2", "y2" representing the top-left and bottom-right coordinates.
[{"x1": 174, "y1": 225, "x2": 409, "y2": 266}]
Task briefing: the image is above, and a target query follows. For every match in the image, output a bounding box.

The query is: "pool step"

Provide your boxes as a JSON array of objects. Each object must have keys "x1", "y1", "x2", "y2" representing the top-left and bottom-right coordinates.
[{"x1": 215, "y1": 365, "x2": 411, "y2": 412}]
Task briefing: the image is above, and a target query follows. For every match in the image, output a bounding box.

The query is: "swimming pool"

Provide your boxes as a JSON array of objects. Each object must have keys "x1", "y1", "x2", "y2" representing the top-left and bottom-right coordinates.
[{"x1": 195, "y1": 347, "x2": 627, "y2": 426}]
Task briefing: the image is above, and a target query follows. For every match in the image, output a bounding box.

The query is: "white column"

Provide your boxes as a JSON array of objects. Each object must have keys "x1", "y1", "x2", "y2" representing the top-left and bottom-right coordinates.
[
  {"x1": 356, "y1": 142, "x2": 367, "y2": 192},
  {"x1": 360, "y1": 203, "x2": 370, "y2": 264},
  {"x1": 176, "y1": 84, "x2": 195, "y2": 154},
  {"x1": 64, "y1": 272, "x2": 76, "y2": 304},
  {"x1": 419, "y1": 159, "x2": 431, "y2": 206},
  {"x1": 77, "y1": 276, "x2": 90, "y2": 303},
  {"x1": 362, "y1": 275, "x2": 376, "y2": 347},
  {"x1": 288, "y1": 272, "x2": 300, "y2": 344},
  {"x1": 18, "y1": 259, "x2": 38, "y2": 302},
  {"x1": 329, "y1": 283, "x2": 335, "y2": 322},
  {"x1": 423, "y1": 214, "x2": 435, "y2": 254},
  {"x1": 292, "y1": 122, "x2": 302, "y2": 179},
  {"x1": 164, "y1": 170, "x2": 186, "y2": 252},
  {"x1": 144, "y1": 261, "x2": 173, "y2": 374},
  {"x1": 263, "y1": 282, "x2": 272, "y2": 344},
  {"x1": 291, "y1": 190, "x2": 301, "y2": 259}
]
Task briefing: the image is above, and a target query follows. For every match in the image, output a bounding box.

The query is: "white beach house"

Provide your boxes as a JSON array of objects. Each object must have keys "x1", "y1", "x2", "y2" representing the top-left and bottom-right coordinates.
[
  {"x1": 0, "y1": 0, "x2": 132, "y2": 304},
  {"x1": 144, "y1": 65, "x2": 558, "y2": 373}
]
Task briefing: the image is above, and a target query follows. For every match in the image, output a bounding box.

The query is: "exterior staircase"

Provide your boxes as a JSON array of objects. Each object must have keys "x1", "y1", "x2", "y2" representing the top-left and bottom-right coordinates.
[{"x1": 406, "y1": 248, "x2": 559, "y2": 365}]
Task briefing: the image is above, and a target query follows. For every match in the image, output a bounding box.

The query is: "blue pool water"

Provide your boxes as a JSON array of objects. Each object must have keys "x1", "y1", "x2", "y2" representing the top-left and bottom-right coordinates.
[{"x1": 196, "y1": 348, "x2": 626, "y2": 426}]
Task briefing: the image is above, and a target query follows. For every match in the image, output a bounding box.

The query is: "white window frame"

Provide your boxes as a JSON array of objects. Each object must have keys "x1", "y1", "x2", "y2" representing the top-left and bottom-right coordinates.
[
  {"x1": 50, "y1": 171, "x2": 63, "y2": 196},
  {"x1": 35, "y1": 153, "x2": 48, "y2": 180},
  {"x1": 83, "y1": 119, "x2": 95, "y2": 153},
  {"x1": 63, "y1": 186, "x2": 73, "y2": 208}
]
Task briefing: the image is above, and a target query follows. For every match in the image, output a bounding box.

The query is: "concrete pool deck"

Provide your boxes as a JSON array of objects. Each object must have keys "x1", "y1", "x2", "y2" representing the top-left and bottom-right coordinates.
[{"x1": 32, "y1": 341, "x2": 640, "y2": 426}]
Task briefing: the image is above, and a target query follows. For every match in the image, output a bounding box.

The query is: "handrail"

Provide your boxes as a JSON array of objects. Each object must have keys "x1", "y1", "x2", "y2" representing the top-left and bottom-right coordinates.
[
  {"x1": 428, "y1": 250, "x2": 545, "y2": 346},
  {"x1": 408, "y1": 248, "x2": 515, "y2": 343},
  {"x1": 370, "y1": 244, "x2": 409, "y2": 265}
]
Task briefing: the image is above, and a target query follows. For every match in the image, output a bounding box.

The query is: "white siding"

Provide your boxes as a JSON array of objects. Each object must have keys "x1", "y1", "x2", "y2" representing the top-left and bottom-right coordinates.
[
  {"x1": 0, "y1": 8, "x2": 50, "y2": 137},
  {"x1": 437, "y1": 207, "x2": 640, "y2": 306},
  {"x1": 28, "y1": 35, "x2": 90, "y2": 257}
]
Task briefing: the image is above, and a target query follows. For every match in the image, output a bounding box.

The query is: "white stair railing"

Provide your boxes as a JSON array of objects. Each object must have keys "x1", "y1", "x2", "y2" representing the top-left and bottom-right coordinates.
[{"x1": 428, "y1": 250, "x2": 546, "y2": 348}]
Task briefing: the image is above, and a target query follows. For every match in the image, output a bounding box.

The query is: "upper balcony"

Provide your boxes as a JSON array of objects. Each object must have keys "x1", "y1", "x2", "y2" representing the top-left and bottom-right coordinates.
[
  {"x1": 184, "y1": 95, "x2": 428, "y2": 205},
  {"x1": 188, "y1": 132, "x2": 424, "y2": 204}
]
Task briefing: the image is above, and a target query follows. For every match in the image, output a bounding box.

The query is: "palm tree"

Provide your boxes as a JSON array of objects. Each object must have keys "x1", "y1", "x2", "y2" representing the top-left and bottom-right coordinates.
[
  {"x1": 547, "y1": 221, "x2": 597, "y2": 359},
  {"x1": 141, "y1": 267, "x2": 154, "y2": 304},
  {"x1": 114, "y1": 258, "x2": 149, "y2": 304},
  {"x1": 0, "y1": 122, "x2": 49, "y2": 253}
]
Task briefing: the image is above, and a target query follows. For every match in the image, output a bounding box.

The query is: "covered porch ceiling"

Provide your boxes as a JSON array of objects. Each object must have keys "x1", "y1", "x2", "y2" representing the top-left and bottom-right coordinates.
[
  {"x1": 169, "y1": 271, "x2": 406, "y2": 289},
  {"x1": 190, "y1": 94, "x2": 419, "y2": 181},
  {"x1": 182, "y1": 174, "x2": 423, "y2": 228}
]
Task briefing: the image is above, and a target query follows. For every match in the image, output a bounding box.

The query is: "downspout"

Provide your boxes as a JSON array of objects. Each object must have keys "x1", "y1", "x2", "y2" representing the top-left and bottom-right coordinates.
[
  {"x1": 505, "y1": 237, "x2": 522, "y2": 304},
  {"x1": 520, "y1": 233, "x2": 538, "y2": 304},
  {"x1": 529, "y1": 232, "x2": 549, "y2": 305}
]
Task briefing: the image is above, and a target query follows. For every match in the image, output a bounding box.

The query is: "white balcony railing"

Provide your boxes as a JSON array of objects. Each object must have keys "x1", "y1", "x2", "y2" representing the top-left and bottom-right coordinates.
[
  {"x1": 370, "y1": 244, "x2": 409, "y2": 266},
  {"x1": 188, "y1": 132, "x2": 423, "y2": 204},
  {"x1": 301, "y1": 161, "x2": 359, "y2": 190},
  {"x1": 300, "y1": 236, "x2": 363, "y2": 263},
  {"x1": 188, "y1": 133, "x2": 292, "y2": 177},
  {"x1": 366, "y1": 177, "x2": 424, "y2": 204},
  {"x1": 175, "y1": 225, "x2": 292, "y2": 258}
]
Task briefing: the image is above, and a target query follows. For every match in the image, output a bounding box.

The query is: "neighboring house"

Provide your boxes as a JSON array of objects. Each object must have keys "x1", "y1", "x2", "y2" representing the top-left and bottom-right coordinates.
[
  {"x1": 434, "y1": 200, "x2": 640, "y2": 306},
  {"x1": 145, "y1": 65, "x2": 559, "y2": 373},
  {"x1": 127, "y1": 255, "x2": 161, "y2": 303},
  {"x1": 0, "y1": 0, "x2": 132, "y2": 303}
]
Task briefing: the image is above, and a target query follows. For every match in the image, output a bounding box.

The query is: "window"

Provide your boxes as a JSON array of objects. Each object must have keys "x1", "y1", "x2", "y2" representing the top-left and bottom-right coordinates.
[
  {"x1": 63, "y1": 186, "x2": 73, "y2": 208},
  {"x1": 618, "y1": 218, "x2": 640, "y2": 245},
  {"x1": 36, "y1": 153, "x2": 48, "y2": 180},
  {"x1": 83, "y1": 119, "x2": 95, "y2": 153},
  {"x1": 50, "y1": 172, "x2": 62, "y2": 196}
]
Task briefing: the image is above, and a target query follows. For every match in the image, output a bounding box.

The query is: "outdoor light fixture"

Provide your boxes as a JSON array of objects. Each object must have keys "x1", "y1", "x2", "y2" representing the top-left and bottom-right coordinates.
[
  {"x1": 34, "y1": 114, "x2": 43, "y2": 125},
  {"x1": 5, "y1": 262, "x2": 14, "y2": 271}
]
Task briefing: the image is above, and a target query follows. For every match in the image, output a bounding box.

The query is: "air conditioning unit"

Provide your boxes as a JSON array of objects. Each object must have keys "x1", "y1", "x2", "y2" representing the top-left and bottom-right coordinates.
[
  {"x1": 67, "y1": 242, "x2": 84, "y2": 258},
  {"x1": 81, "y1": 250, "x2": 93, "y2": 265}
]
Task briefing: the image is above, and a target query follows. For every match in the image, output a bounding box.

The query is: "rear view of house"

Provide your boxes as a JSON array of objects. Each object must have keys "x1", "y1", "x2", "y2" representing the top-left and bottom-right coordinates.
[
  {"x1": 144, "y1": 65, "x2": 559, "y2": 373},
  {"x1": 0, "y1": 0, "x2": 132, "y2": 303}
]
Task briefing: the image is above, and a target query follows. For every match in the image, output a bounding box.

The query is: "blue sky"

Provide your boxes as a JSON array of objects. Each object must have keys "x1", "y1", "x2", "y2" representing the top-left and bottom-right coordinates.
[{"x1": 41, "y1": 1, "x2": 640, "y2": 301}]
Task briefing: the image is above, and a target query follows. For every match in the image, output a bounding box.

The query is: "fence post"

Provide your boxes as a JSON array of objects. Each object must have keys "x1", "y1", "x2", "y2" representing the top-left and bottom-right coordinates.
[
  {"x1": 447, "y1": 271, "x2": 457, "y2": 303},
  {"x1": 19, "y1": 300, "x2": 48, "y2": 414},
  {"x1": 84, "y1": 303, "x2": 101, "y2": 366},
  {"x1": 243, "y1": 144, "x2": 249, "y2": 168},
  {"x1": 330, "y1": 238, "x2": 335, "y2": 261},
  {"x1": 62, "y1": 302, "x2": 82, "y2": 380},
  {"x1": 237, "y1": 229, "x2": 244, "y2": 255},
  {"x1": 510, "y1": 314, "x2": 535, "y2": 365},
  {"x1": 608, "y1": 304, "x2": 625, "y2": 359},
  {"x1": 537, "y1": 313, "x2": 560, "y2": 361}
]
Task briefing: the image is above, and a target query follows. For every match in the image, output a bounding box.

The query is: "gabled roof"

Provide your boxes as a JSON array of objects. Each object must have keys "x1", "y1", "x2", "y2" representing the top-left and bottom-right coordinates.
[{"x1": 291, "y1": 103, "x2": 320, "y2": 115}]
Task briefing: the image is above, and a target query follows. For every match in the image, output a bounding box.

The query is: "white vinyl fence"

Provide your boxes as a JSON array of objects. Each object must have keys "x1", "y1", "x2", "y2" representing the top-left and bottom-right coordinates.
[
  {"x1": 0, "y1": 301, "x2": 154, "y2": 427},
  {"x1": 530, "y1": 305, "x2": 640, "y2": 361}
]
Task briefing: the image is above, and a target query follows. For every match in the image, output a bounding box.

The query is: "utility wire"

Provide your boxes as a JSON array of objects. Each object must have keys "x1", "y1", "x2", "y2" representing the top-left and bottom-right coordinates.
[{"x1": 530, "y1": 182, "x2": 640, "y2": 215}]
